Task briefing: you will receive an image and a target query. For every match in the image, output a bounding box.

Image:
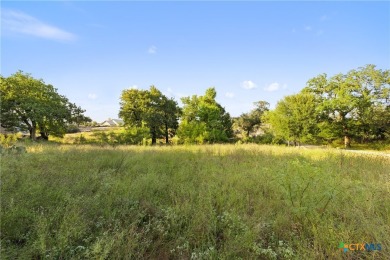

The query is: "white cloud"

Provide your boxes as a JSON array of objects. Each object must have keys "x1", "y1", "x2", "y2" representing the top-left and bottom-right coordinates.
[
  {"x1": 282, "y1": 84, "x2": 288, "y2": 90},
  {"x1": 1, "y1": 9, "x2": 76, "y2": 41},
  {"x1": 225, "y1": 92, "x2": 234, "y2": 98},
  {"x1": 304, "y1": 25, "x2": 312, "y2": 31},
  {"x1": 129, "y1": 85, "x2": 138, "y2": 89},
  {"x1": 88, "y1": 93, "x2": 97, "y2": 100},
  {"x1": 148, "y1": 45, "x2": 157, "y2": 54},
  {"x1": 264, "y1": 82, "x2": 281, "y2": 92},
  {"x1": 241, "y1": 80, "x2": 257, "y2": 90}
]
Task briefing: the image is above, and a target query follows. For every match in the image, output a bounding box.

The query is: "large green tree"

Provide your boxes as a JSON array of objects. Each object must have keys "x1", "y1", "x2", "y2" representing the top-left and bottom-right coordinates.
[
  {"x1": 119, "y1": 86, "x2": 180, "y2": 145},
  {"x1": 303, "y1": 64, "x2": 390, "y2": 147},
  {"x1": 265, "y1": 93, "x2": 319, "y2": 146},
  {"x1": 178, "y1": 87, "x2": 233, "y2": 143},
  {"x1": 0, "y1": 71, "x2": 90, "y2": 140}
]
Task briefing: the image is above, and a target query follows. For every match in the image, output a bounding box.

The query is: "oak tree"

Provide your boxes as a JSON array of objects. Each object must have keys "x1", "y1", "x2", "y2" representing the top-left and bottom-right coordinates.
[
  {"x1": 119, "y1": 86, "x2": 180, "y2": 144},
  {"x1": 0, "y1": 71, "x2": 90, "y2": 140},
  {"x1": 304, "y1": 65, "x2": 389, "y2": 147}
]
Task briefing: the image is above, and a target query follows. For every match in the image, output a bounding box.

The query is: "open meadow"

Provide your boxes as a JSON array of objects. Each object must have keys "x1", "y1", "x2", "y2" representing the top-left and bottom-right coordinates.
[{"x1": 1, "y1": 144, "x2": 389, "y2": 259}]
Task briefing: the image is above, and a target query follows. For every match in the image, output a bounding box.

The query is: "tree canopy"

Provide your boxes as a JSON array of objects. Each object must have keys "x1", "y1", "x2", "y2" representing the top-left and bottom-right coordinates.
[
  {"x1": 303, "y1": 64, "x2": 390, "y2": 147},
  {"x1": 178, "y1": 87, "x2": 233, "y2": 144},
  {"x1": 234, "y1": 101, "x2": 269, "y2": 138},
  {"x1": 119, "y1": 86, "x2": 180, "y2": 145},
  {"x1": 264, "y1": 65, "x2": 389, "y2": 147},
  {"x1": 265, "y1": 93, "x2": 319, "y2": 145},
  {"x1": 0, "y1": 71, "x2": 90, "y2": 140}
]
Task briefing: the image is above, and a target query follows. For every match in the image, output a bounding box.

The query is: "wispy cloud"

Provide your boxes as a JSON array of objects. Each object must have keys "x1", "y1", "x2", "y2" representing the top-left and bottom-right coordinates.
[
  {"x1": 1, "y1": 9, "x2": 76, "y2": 41},
  {"x1": 225, "y1": 92, "x2": 235, "y2": 98},
  {"x1": 88, "y1": 93, "x2": 97, "y2": 100},
  {"x1": 320, "y1": 15, "x2": 328, "y2": 21},
  {"x1": 264, "y1": 82, "x2": 281, "y2": 92},
  {"x1": 148, "y1": 45, "x2": 157, "y2": 54},
  {"x1": 129, "y1": 85, "x2": 138, "y2": 89},
  {"x1": 304, "y1": 25, "x2": 312, "y2": 31},
  {"x1": 241, "y1": 80, "x2": 257, "y2": 90}
]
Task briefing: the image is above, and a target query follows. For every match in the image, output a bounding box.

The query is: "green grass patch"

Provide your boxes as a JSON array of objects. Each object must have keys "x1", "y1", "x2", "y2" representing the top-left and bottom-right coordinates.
[{"x1": 1, "y1": 144, "x2": 389, "y2": 259}]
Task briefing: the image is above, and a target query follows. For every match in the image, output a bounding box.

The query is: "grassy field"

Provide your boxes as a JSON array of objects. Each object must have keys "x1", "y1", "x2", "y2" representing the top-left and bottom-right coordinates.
[{"x1": 1, "y1": 144, "x2": 389, "y2": 259}]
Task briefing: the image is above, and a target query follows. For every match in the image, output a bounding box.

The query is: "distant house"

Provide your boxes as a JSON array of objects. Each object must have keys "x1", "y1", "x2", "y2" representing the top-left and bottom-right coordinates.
[{"x1": 100, "y1": 118, "x2": 124, "y2": 127}]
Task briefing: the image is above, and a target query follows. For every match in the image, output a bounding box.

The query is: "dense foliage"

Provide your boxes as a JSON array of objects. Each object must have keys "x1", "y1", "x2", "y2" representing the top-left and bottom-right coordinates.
[
  {"x1": 265, "y1": 65, "x2": 390, "y2": 147},
  {"x1": 303, "y1": 65, "x2": 390, "y2": 147},
  {"x1": 119, "y1": 86, "x2": 180, "y2": 144},
  {"x1": 178, "y1": 88, "x2": 233, "y2": 144},
  {"x1": 234, "y1": 101, "x2": 269, "y2": 140},
  {"x1": 265, "y1": 93, "x2": 319, "y2": 145},
  {"x1": 0, "y1": 71, "x2": 90, "y2": 140}
]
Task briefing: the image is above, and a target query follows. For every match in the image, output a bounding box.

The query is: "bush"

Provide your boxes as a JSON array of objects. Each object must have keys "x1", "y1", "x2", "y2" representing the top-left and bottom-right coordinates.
[
  {"x1": 67, "y1": 124, "x2": 80, "y2": 133},
  {"x1": 89, "y1": 127, "x2": 150, "y2": 145},
  {"x1": 0, "y1": 133, "x2": 19, "y2": 148},
  {"x1": 75, "y1": 134, "x2": 88, "y2": 144}
]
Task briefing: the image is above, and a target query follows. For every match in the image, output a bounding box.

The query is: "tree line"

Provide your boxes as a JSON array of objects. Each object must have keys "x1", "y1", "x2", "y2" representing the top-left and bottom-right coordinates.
[
  {"x1": 1, "y1": 65, "x2": 389, "y2": 147},
  {"x1": 119, "y1": 65, "x2": 389, "y2": 147},
  {"x1": 266, "y1": 64, "x2": 389, "y2": 147},
  {"x1": 119, "y1": 86, "x2": 233, "y2": 145}
]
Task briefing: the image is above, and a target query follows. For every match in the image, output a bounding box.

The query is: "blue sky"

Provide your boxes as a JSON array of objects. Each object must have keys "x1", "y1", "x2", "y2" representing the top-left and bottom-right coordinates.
[{"x1": 2, "y1": 1, "x2": 389, "y2": 122}]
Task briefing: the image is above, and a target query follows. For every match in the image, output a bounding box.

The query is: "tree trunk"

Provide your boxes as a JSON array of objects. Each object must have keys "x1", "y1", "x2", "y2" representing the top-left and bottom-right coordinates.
[
  {"x1": 151, "y1": 127, "x2": 157, "y2": 145},
  {"x1": 29, "y1": 121, "x2": 37, "y2": 140},
  {"x1": 29, "y1": 127, "x2": 36, "y2": 140},
  {"x1": 40, "y1": 131, "x2": 49, "y2": 140},
  {"x1": 344, "y1": 135, "x2": 351, "y2": 149},
  {"x1": 165, "y1": 123, "x2": 169, "y2": 144}
]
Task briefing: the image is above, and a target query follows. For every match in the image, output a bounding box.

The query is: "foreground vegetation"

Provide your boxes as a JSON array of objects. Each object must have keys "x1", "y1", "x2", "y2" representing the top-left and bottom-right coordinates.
[{"x1": 1, "y1": 144, "x2": 389, "y2": 259}]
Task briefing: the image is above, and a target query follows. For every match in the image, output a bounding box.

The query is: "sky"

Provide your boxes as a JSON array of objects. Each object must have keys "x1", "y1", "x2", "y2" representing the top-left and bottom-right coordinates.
[{"x1": 1, "y1": 1, "x2": 389, "y2": 122}]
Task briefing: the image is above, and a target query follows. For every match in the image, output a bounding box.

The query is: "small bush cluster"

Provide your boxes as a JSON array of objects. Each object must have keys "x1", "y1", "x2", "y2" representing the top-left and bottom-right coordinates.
[{"x1": 0, "y1": 133, "x2": 19, "y2": 147}]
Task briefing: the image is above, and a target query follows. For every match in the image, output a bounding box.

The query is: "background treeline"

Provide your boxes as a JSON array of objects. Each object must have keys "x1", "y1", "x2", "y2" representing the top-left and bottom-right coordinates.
[
  {"x1": 266, "y1": 64, "x2": 389, "y2": 148},
  {"x1": 118, "y1": 64, "x2": 390, "y2": 147},
  {"x1": 1, "y1": 65, "x2": 389, "y2": 147}
]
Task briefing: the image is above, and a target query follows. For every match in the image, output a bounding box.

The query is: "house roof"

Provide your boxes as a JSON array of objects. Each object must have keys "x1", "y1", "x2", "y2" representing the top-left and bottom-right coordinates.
[{"x1": 100, "y1": 118, "x2": 124, "y2": 126}]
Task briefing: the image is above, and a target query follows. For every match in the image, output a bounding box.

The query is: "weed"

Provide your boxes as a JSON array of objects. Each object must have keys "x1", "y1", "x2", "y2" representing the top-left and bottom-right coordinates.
[{"x1": 1, "y1": 144, "x2": 389, "y2": 259}]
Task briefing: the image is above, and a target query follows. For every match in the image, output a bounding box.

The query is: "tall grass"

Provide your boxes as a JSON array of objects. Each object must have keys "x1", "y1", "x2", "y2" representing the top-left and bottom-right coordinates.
[{"x1": 1, "y1": 144, "x2": 389, "y2": 259}]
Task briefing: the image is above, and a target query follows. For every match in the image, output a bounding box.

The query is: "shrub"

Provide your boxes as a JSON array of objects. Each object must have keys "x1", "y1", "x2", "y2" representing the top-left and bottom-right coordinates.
[
  {"x1": 0, "y1": 133, "x2": 19, "y2": 148},
  {"x1": 67, "y1": 124, "x2": 81, "y2": 133}
]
